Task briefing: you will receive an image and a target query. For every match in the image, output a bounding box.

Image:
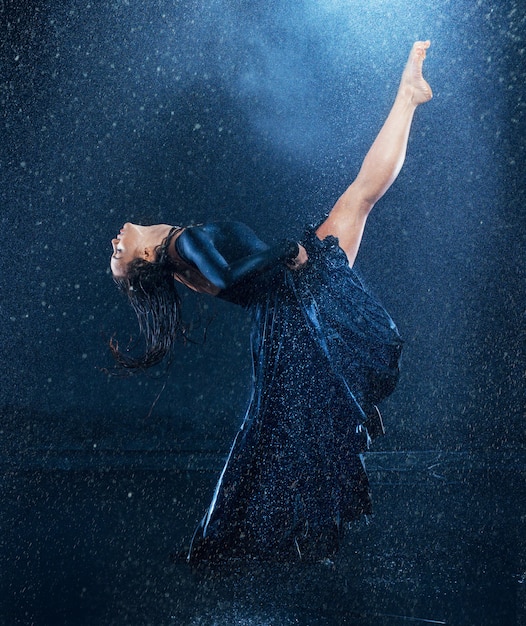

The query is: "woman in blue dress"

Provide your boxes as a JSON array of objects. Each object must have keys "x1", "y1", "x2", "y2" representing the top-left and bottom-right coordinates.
[{"x1": 109, "y1": 42, "x2": 433, "y2": 562}]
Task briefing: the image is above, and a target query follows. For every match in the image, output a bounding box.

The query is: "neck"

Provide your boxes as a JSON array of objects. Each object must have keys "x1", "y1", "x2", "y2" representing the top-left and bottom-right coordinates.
[{"x1": 164, "y1": 226, "x2": 185, "y2": 264}]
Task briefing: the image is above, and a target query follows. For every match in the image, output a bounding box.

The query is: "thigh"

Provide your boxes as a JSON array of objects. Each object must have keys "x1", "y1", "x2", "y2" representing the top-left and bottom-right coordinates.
[{"x1": 316, "y1": 194, "x2": 370, "y2": 267}]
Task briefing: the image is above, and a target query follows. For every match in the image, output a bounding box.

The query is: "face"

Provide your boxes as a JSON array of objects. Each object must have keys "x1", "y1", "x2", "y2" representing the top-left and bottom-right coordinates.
[{"x1": 110, "y1": 222, "x2": 173, "y2": 278}]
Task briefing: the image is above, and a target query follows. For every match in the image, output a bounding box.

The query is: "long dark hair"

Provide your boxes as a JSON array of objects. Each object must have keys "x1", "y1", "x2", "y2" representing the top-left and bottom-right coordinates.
[{"x1": 110, "y1": 227, "x2": 184, "y2": 373}]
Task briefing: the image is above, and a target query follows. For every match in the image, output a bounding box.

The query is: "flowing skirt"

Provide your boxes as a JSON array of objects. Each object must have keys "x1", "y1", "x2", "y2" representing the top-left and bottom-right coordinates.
[{"x1": 188, "y1": 227, "x2": 403, "y2": 562}]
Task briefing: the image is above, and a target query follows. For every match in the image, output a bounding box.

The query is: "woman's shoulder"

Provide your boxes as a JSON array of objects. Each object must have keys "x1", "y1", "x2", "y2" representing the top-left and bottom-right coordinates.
[
  {"x1": 185, "y1": 221, "x2": 262, "y2": 244},
  {"x1": 188, "y1": 220, "x2": 250, "y2": 232},
  {"x1": 176, "y1": 221, "x2": 253, "y2": 252}
]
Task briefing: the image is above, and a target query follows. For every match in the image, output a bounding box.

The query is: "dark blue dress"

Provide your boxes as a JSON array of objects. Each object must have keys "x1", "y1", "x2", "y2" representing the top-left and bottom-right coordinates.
[{"x1": 188, "y1": 227, "x2": 402, "y2": 562}]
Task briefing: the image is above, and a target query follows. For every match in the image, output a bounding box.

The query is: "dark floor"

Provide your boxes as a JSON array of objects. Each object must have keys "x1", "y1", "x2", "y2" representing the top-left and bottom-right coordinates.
[{"x1": 1, "y1": 449, "x2": 525, "y2": 625}]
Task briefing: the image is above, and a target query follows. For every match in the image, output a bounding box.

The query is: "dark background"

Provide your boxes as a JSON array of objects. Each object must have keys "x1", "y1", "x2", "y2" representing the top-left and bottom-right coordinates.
[{"x1": 1, "y1": 0, "x2": 524, "y2": 624}]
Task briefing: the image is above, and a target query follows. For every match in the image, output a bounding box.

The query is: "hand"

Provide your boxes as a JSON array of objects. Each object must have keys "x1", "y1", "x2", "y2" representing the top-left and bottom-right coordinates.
[{"x1": 287, "y1": 244, "x2": 308, "y2": 270}]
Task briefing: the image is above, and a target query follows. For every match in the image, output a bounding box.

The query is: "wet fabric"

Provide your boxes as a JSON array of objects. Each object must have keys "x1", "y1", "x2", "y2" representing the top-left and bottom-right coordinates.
[
  {"x1": 174, "y1": 221, "x2": 299, "y2": 293},
  {"x1": 188, "y1": 227, "x2": 403, "y2": 562},
  {"x1": 170, "y1": 227, "x2": 222, "y2": 296}
]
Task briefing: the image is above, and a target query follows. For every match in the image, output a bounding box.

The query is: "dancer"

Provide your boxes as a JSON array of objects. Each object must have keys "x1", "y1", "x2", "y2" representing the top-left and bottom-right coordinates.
[{"x1": 109, "y1": 41, "x2": 432, "y2": 562}]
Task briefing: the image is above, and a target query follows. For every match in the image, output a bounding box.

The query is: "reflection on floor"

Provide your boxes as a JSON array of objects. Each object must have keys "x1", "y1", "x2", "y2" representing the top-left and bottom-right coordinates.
[{"x1": 1, "y1": 450, "x2": 524, "y2": 625}]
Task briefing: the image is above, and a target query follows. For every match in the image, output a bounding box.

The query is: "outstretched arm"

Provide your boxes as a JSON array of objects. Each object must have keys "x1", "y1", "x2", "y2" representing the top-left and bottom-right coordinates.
[{"x1": 317, "y1": 40, "x2": 433, "y2": 266}]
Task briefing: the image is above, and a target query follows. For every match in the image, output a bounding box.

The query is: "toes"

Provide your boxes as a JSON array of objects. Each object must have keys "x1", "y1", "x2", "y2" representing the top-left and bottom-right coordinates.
[{"x1": 414, "y1": 43, "x2": 428, "y2": 61}]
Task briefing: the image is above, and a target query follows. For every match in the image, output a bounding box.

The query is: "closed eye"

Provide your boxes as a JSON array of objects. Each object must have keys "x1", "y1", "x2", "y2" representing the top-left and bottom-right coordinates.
[{"x1": 111, "y1": 241, "x2": 123, "y2": 258}]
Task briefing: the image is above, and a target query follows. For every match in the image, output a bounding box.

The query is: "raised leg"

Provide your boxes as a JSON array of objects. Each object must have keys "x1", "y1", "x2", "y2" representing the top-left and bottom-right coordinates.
[{"x1": 316, "y1": 41, "x2": 433, "y2": 266}]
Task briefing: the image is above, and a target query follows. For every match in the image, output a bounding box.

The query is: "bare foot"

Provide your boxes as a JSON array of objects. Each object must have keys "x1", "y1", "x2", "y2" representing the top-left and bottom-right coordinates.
[{"x1": 400, "y1": 40, "x2": 433, "y2": 106}]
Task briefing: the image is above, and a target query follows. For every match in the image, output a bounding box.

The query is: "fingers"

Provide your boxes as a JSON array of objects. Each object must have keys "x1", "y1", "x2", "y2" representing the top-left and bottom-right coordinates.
[{"x1": 287, "y1": 245, "x2": 308, "y2": 270}]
